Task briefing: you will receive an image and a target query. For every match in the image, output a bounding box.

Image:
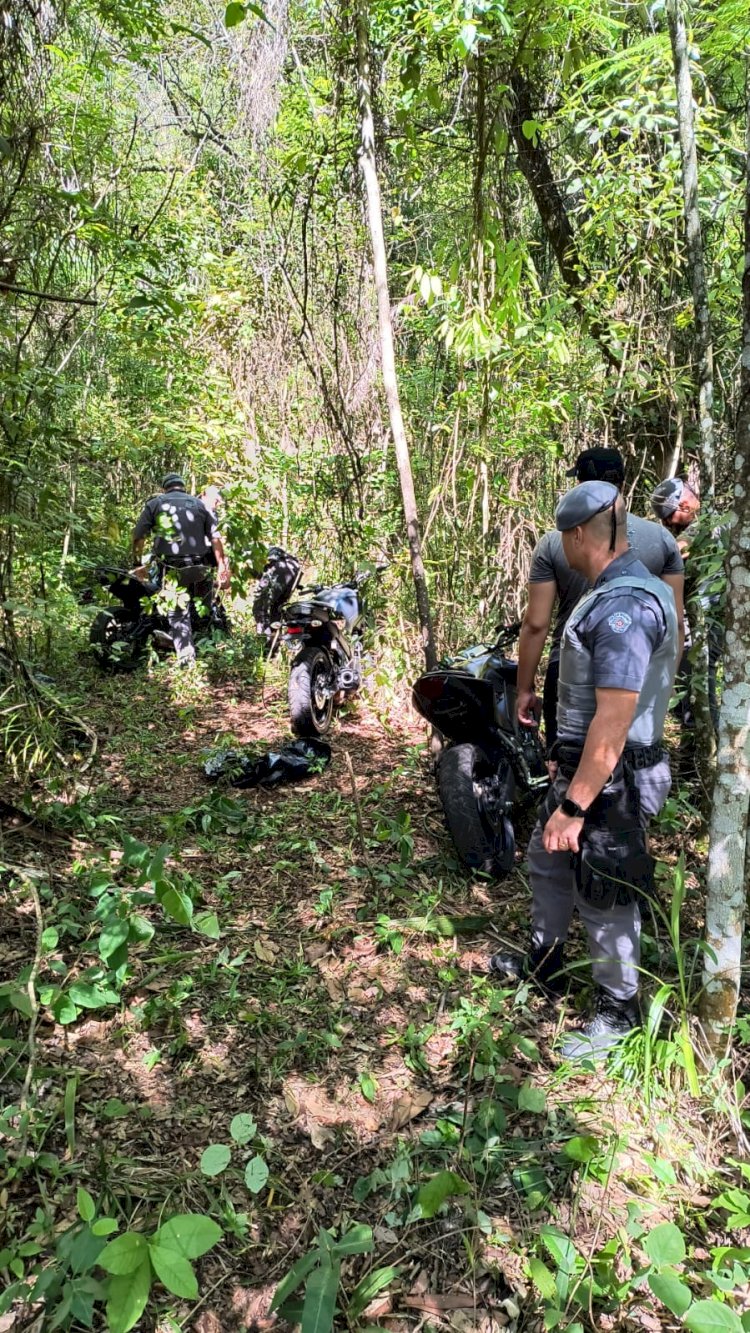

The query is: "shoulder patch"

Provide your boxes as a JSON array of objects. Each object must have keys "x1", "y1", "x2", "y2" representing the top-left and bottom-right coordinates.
[{"x1": 607, "y1": 610, "x2": 632, "y2": 634}]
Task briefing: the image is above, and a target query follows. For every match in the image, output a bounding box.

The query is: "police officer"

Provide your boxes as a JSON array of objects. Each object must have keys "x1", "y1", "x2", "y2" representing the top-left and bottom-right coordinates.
[
  {"x1": 517, "y1": 447, "x2": 684, "y2": 751},
  {"x1": 133, "y1": 473, "x2": 230, "y2": 665},
  {"x1": 491, "y1": 482, "x2": 679, "y2": 1061}
]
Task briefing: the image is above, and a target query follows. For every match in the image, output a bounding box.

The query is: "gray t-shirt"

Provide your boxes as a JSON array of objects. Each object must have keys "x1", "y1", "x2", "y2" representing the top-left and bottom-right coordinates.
[{"x1": 529, "y1": 515, "x2": 683, "y2": 662}]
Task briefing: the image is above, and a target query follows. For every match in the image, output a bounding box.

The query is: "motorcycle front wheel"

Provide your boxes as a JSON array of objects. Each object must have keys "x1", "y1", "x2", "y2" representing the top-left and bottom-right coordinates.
[
  {"x1": 289, "y1": 646, "x2": 335, "y2": 737},
  {"x1": 89, "y1": 607, "x2": 144, "y2": 672},
  {"x1": 438, "y1": 742, "x2": 515, "y2": 878}
]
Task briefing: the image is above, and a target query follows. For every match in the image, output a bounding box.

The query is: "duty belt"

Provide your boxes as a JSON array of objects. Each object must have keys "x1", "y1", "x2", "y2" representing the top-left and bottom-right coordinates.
[{"x1": 551, "y1": 738, "x2": 665, "y2": 777}]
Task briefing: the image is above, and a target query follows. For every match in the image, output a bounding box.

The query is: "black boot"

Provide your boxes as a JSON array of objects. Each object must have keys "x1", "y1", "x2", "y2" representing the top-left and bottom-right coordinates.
[
  {"x1": 488, "y1": 942, "x2": 566, "y2": 998},
  {"x1": 560, "y1": 988, "x2": 640, "y2": 1062}
]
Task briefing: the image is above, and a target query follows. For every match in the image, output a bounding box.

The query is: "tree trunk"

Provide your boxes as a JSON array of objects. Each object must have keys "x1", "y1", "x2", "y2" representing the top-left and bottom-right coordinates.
[
  {"x1": 354, "y1": 0, "x2": 437, "y2": 671},
  {"x1": 698, "y1": 80, "x2": 750, "y2": 1056},
  {"x1": 667, "y1": 0, "x2": 715, "y2": 500}
]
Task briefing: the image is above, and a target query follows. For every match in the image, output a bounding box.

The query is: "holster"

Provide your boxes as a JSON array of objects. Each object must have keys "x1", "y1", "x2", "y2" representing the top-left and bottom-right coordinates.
[{"x1": 546, "y1": 741, "x2": 655, "y2": 911}]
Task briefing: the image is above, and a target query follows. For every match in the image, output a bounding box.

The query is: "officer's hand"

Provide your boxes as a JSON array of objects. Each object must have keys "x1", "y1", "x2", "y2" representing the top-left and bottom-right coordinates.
[
  {"x1": 547, "y1": 760, "x2": 558, "y2": 781},
  {"x1": 517, "y1": 689, "x2": 541, "y2": 726},
  {"x1": 218, "y1": 565, "x2": 231, "y2": 591},
  {"x1": 543, "y1": 807, "x2": 584, "y2": 855}
]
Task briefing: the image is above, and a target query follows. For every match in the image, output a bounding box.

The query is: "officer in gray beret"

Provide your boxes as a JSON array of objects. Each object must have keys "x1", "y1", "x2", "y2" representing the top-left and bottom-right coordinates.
[{"x1": 491, "y1": 481, "x2": 679, "y2": 1061}]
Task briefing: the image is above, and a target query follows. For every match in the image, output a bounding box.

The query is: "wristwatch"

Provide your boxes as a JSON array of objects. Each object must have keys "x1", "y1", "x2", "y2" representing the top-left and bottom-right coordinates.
[{"x1": 560, "y1": 796, "x2": 587, "y2": 818}]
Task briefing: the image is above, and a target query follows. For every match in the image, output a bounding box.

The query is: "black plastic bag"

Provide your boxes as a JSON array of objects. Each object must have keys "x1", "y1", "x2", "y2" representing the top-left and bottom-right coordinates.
[{"x1": 202, "y1": 738, "x2": 331, "y2": 789}]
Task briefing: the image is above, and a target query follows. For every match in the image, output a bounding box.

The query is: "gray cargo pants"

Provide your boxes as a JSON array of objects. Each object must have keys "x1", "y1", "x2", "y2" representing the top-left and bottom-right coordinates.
[
  {"x1": 162, "y1": 565, "x2": 214, "y2": 665},
  {"x1": 527, "y1": 759, "x2": 671, "y2": 1001}
]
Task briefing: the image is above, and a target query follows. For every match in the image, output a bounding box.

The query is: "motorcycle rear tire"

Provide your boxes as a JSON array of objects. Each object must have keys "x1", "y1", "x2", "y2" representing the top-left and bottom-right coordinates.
[
  {"x1": 289, "y1": 647, "x2": 335, "y2": 737},
  {"x1": 89, "y1": 607, "x2": 144, "y2": 673},
  {"x1": 438, "y1": 742, "x2": 515, "y2": 878}
]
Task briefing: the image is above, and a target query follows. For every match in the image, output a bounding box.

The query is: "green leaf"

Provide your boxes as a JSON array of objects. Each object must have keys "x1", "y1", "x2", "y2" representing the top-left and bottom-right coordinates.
[
  {"x1": 155, "y1": 1214, "x2": 222, "y2": 1259},
  {"x1": 99, "y1": 917, "x2": 129, "y2": 961},
  {"x1": 518, "y1": 1083, "x2": 546, "y2": 1114},
  {"x1": 53, "y1": 992, "x2": 78, "y2": 1025},
  {"x1": 128, "y1": 915, "x2": 155, "y2": 945},
  {"x1": 41, "y1": 926, "x2": 59, "y2": 951},
  {"x1": 194, "y1": 910, "x2": 220, "y2": 939},
  {"x1": 244, "y1": 1155, "x2": 269, "y2": 1194},
  {"x1": 648, "y1": 1270, "x2": 692, "y2": 1317},
  {"x1": 301, "y1": 1256, "x2": 340, "y2": 1333},
  {"x1": 225, "y1": 1, "x2": 246, "y2": 24},
  {"x1": 230, "y1": 1113, "x2": 257, "y2": 1144},
  {"x1": 348, "y1": 1265, "x2": 401, "y2": 1320},
  {"x1": 200, "y1": 1144, "x2": 231, "y2": 1177},
  {"x1": 529, "y1": 1257, "x2": 557, "y2": 1300},
  {"x1": 91, "y1": 1218, "x2": 119, "y2": 1237},
  {"x1": 121, "y1": 834, "x2": 150, "y2": 868},
  {"x1": 416, "y1": 1171, "x2": 470, "y2": 1219},
  {"x1": 68, "y1": 982, "x2": 118, "y2": 1010},
  {"x1": 77, "y1": 1187, "x2": 96, "y2": 1223},
  {"x1": 102, "y1": 1098, "x2": 129, "y2": 1119},
  {"x1": 684, "y1": 1302, "x2": 744, "y2": 1332},
  {"x1": 160, "y1": 887, "x2": 193, "y2": 927},
  {"x1": 148, "y1": 1244, "x2": 198, "y2": 1299},
  {"x1": 98, "y1": 1232, "x2": 149, "y2": 1275},
  {"x1": 106, "y1": 1258, "x2": 151, "y2": 1333},
  {"x1": 359, "y1": 1072, "x2": 377, "y2": 1103},
  {"x1": 333, "y1": 1224, "x2": 374, "y2": 1256},
  {"x1": 563, "y1": 1135, "x2": 599, "y2": 1162},
  {"x1": 643, "y1": 1222, "x2": 686, "y2": 1267},
  {"x1": 271, "y1": 1250, "x2": 319, "y2": 1311}
]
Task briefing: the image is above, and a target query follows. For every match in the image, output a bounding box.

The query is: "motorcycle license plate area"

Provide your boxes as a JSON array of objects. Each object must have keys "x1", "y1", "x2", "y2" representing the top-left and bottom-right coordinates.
[{"x1": 412, "y1": 672, "x2": 496, "y2": 740}]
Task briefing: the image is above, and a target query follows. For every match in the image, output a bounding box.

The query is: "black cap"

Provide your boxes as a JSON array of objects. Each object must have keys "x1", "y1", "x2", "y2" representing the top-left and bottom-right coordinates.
[
  {"x1": 651, "y1": 477, "x2": 684, "y2": 519},
  {"x1": 162, "y1": 472, "x2": 186, "y2": 490},
  {"x1": 566, "y1": 447, "x2": 624, "y2": 484}
]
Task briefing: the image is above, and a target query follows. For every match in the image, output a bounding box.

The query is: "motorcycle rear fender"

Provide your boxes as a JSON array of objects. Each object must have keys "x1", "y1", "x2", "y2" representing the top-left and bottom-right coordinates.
[{"x1": 412, "y1": 671, "x2": 499, "y2": 744}]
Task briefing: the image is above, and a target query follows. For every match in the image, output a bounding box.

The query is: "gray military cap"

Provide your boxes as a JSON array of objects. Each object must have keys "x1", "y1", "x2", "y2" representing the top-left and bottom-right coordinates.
[
  {"x1": 162, "y1": 472, "x2": 186, "y2": 490},
  {"x1": 555, "y1": 481, "x2": 619, "y2": 532},
  {"x1": 651, "y1": 477, "x2": 684, "y2": 519}
]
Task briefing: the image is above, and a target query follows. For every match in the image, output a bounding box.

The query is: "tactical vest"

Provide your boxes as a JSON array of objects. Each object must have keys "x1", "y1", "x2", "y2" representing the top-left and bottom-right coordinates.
[{"x1": 557, "y1": 575, "x2": 678, "y2": 747}]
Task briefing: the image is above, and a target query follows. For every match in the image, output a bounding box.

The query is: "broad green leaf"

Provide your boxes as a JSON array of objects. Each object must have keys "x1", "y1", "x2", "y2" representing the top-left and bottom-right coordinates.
[
  {"x1": 518, "y1": 1083, "x2": 547, "y2": 1114},
  {"x1": 155, "y1": 1215, "x2": 222, "y2": 1260},
  {"x1": 128, "y1": 915, "x2": 155, "y2": 945},
  {"x1": 121, "y1": 834, "x2": 150, "y2": 868},
  {"x1": 149, "y1": 1244, "x2": 198, "y2": 1299},
  {"x1": 270, "y1": 1250, "x2": 319, "y2": 1310},
  {"x1": 230, "y1": 1113, "x2": 257, "y2": 1144},
  {"x1": 348, "y1": 1265, "x2": 401, "y2": 1319},
  {"x1": 684, "y1": 1302, "x2": 744, "y2": 1332},
  {"x1": 53, "y1": 992, "x2": 78, "y2": 1025},
  {"x1": 643, "y1": 1222, "x2": 686, "y2": 1267},
  {"x1": 541, "y1": 1227, "x2": 577, "y2": 1275},
  {"x1": 41, "y1": 926, "x2": 59, "y2": 951},
  {"x1": 416, "y1": 1171, "x2": 470, "y2": 1219},
  {"x1": 77, "y1": 1187, "x2": 95, "y2": 1223},
  {"x1": 333, "y1": 1224, "x2": 373, "y2": 1256},
  {"x1": 106, "y1": 1258, "x2": 151, "y2": 1333},
  {"x1": 648, "y1": 1270, "x2": 692, "y2": 1317},
  {"x1": 68, "y1": 982, "x2": 118, "y2": 1010},
  {"x1": 225, "y1": 1, "x2": 246, "y2": 24},
  {"x1": 102, "y1": 1098, "x2": 129, "y2": 1119},
  {"x1": 160, "y1": 887, "x2": 193, "y2": 927},
  {"x1": 563, "y1": 1135, "x2": 599, "y2": 1162},
  {"x1": 99, "y1": 917, "x2": 129, "y2": 961},
  {"x1": 301, "y1": 1257, "x2": 340, "y2": 1333},
  {"x1": 529, "y1": 1257, "x2": 557, "y2": 1300},
  {"x1": 194, "y1": 910, "x2": 220, "y2": 939},
  {"x1": 199, "y1": 1144, "x2": 231, "y2": 1177},
  {"x1": 359, "y1": 1072, "x2": 377, "y2": 1103},
  {"x1": 244, "y1": 1155, "x2": 269, "y2": 1194},
  {"x1": 98, "y1": 1232, "x2": 148, "y2": 1275},
  {"x1": 91, "y1": 1218, "x2": 119, "y2": 1237}
]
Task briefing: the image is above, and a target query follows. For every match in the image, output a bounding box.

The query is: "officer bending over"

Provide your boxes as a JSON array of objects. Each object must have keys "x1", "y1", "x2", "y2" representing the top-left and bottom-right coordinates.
[
  {"x1": 491, "y1": 482, "x2": 679, "y2": 1061},
  {"x1": 133, "y1": 472, "x2": 230, "y2": 666}
]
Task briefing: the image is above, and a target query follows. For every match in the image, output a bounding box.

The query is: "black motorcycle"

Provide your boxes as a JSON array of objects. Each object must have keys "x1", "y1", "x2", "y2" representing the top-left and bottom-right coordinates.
[
  {"x1": 412, "y1": 623, "x2": 548, "y2": 878},
  {"x1": 280, "y1": 573, "x2": 370, "y2": 736},
  {"x1": 88, "y1": 566, "x2": 229, "y2": 670}
]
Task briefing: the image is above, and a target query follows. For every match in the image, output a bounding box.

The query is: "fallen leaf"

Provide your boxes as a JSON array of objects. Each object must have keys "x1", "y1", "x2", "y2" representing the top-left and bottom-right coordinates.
[
  {"x1": 254, "y1": 936, "x2": 279, "y2": 962},
  {"x1": 309, "y1": 1120, "x2": 335, "y2": 1149},
  {"x1": 374, "y1": 1226, "x2": 399, "y2": 1244},
  {"x1": 283, "y1": 1086, "x2": 300, "y2": 1117},
  {"x1": 403, "y1": 1295, "x2": 484, "y2": 1313},
  {"x1": 389, "y1": 1089, "x2": 433, "y2": 1130}
]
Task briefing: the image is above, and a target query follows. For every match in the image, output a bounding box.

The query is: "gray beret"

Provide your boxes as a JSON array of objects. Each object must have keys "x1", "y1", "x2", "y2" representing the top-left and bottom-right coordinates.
[
  {"x1": 555, "y1": 481, "x2": 619, "y2": 532},
  {"x1": 651, "y1": 477, "x2": 684, "y2": 519},
  {"x1": 162, "y1": 472, "x2": 186, "y2": 490}
]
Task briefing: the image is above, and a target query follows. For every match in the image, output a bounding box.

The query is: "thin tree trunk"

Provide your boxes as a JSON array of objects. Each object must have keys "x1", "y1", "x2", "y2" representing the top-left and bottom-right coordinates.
[
  {"x1": 698, "y1": 80, "x2": 750, "y2": 1056},
  {"x1": 354, "y1": 0, "x2": 437, "y2": 670},
  {"x1": 667, "y1": 0, "x2": 715, "y2": 501}
]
